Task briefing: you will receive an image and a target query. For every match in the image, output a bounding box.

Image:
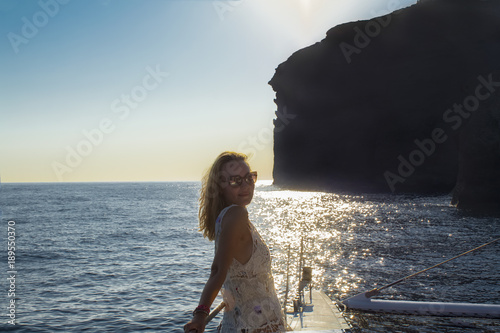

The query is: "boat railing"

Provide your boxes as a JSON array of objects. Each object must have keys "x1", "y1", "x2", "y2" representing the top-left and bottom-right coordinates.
[{"x1": 283, "y1": 236, "x2": 315, "y2": 327}]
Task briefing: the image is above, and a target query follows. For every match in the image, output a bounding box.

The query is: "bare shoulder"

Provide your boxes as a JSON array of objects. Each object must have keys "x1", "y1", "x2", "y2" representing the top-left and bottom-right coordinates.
[
  {"x1": 220, "y1": 206, "x2": 249, "y2": 232},
  {"x1": 225, "y1": 205, "x2": 248, "y2": 219}
]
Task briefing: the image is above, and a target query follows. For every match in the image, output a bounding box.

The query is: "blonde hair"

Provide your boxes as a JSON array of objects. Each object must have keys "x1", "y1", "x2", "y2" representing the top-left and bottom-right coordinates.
[{"x1": 199, "y1": 151, "x2": 249, "y2": 241}]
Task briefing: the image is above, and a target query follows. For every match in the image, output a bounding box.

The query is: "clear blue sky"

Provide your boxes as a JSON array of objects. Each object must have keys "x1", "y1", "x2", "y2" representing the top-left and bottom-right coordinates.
[{"x1": 0, "y1": 0, "x2": 417, "y2": 182}]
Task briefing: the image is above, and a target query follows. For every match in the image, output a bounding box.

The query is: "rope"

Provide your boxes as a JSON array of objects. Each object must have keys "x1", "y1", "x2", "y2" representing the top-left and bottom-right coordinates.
[
  {"x1": 366, "y1": 236, "x2": 500, "y2": 297},
  {"x1": 205, "y1": 302, "x2": 225, "y2": 325}
]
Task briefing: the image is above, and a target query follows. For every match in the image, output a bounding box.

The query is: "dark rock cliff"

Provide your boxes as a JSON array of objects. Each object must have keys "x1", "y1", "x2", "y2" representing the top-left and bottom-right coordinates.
[{"x1": 269, "y1": 0, "x2": 500, "y2": 210}]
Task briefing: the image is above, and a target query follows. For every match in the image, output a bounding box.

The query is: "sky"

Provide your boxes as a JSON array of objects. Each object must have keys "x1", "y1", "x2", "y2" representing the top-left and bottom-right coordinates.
[{"x1": 0, "y1": 0, "x2": 417, "y2": 183}]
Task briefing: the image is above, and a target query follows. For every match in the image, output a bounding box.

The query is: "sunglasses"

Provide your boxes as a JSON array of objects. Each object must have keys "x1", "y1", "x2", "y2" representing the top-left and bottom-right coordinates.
[{"x1": 226, "y1": 171, "x2": 258, "y2": 187}]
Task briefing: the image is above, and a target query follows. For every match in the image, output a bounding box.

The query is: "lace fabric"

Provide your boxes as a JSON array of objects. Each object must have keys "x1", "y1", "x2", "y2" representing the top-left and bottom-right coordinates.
[{"x1": 215, "y1": 205, "x2": 285, "y2": 333}]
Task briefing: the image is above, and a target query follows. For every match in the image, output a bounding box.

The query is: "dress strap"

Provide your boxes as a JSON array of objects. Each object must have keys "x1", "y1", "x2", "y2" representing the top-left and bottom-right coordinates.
[
  {"x1": 216, "y1": 204, "x2": 239, "y2": 224},
  {"x1": 215, "y1": 204, "x2": 240, "y2": 249}
]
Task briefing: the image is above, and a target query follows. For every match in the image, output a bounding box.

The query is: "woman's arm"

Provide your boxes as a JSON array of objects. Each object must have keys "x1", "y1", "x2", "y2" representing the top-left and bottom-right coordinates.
[{"x1": 184, "y1": 206, "x2": 252, "y2": 333}]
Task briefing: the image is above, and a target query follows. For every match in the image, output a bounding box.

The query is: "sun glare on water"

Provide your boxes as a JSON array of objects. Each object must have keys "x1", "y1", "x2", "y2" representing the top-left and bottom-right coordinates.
[{"x1": 250, "y1": 187, "x2": 376, "y2": 303}]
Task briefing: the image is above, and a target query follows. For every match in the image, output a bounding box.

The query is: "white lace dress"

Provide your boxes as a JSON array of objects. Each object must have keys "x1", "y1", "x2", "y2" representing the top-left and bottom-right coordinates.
[{"x1": 215, "y1": 205, "x2": 285, "y2": 333}]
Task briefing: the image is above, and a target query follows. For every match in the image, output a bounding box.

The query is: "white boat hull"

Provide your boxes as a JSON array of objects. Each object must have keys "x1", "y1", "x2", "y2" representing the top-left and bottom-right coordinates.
[{"x1": 343, "y1": 292, "x2": 500, "y2": 318}]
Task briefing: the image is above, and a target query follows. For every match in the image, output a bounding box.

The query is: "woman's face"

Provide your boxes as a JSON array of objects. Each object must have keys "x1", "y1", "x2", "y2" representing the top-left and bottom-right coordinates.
[{"x1": 219, "y1": 160, "x2": 255, "y2": 207}]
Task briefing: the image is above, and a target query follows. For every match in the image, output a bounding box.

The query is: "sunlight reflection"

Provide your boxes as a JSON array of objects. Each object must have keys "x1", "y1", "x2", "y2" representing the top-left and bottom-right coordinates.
[
  {"x1": 248, "y1": 187, "x2": 500, "y2": 331},
  {"x1": 250, "y1": 187, "x2": 373, "y2": 303}
]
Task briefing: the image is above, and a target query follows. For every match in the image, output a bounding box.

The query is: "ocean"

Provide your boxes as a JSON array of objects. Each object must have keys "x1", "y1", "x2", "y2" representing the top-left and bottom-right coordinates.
[{"x1": 0, "y1": 182, "x2": 498, "y2": 332}]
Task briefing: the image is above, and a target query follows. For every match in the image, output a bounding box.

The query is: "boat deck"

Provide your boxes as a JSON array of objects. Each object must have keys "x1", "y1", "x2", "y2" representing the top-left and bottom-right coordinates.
[{"x1": 286, "y1": 290, "x2": 350, "y2": 332}]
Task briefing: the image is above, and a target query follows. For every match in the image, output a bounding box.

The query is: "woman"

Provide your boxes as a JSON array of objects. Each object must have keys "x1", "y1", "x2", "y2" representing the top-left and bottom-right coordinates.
[{"x1": 184, "y1": 152, "x2": 285, "y2": 333}]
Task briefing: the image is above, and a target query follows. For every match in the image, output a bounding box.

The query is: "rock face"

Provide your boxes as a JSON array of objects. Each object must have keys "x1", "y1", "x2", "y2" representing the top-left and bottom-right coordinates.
[{"x1": 269, "y1": 0, "x2": 500, "y2": 210}]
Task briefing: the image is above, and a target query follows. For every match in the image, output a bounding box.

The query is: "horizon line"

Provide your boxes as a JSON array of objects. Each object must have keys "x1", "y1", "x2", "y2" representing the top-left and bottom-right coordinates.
[{"x1": 0, "y1": 179, "x2": 274, "y2": 185}]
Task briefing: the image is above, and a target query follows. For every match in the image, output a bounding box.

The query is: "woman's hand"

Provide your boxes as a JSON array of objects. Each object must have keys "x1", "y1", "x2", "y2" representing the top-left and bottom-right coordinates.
[{"x1": 183, "y1": 313, "x2": 207, "y2": 333}]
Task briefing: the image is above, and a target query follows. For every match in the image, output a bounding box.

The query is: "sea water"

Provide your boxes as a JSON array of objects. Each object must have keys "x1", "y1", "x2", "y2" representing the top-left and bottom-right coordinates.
[{"x1": 0, "y1": 182, "x2": 498, "y2": 332}]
